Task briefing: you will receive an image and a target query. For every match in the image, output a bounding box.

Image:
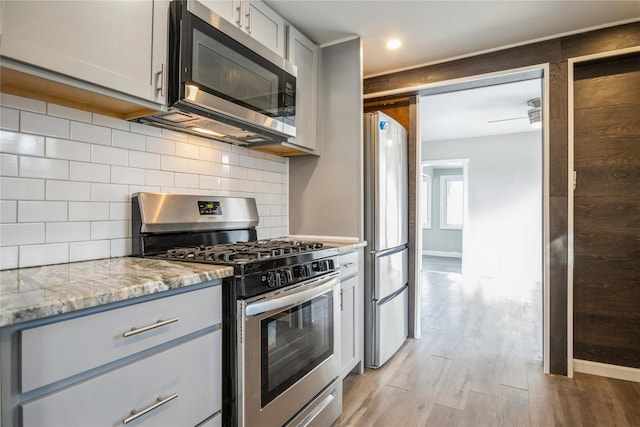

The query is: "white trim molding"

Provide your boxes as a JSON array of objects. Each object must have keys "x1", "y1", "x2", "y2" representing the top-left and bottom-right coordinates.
[
  {"x1": 422, "y1": 250, "x2": 462, "y2": 258},
  {"x1": 573, "y1": 359, "x2": 640, "y2": 383}
]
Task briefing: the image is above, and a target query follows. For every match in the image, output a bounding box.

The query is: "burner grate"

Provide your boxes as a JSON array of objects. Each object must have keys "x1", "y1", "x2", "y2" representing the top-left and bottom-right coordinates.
[{"x1": 163, "y1": 240, "x2": 325, "y2": 263}]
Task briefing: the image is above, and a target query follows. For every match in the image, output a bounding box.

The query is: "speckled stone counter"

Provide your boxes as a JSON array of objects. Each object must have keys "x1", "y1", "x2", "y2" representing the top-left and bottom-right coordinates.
[{"x1": 0, "y1": 257, "x2": 234, "y2": 327}]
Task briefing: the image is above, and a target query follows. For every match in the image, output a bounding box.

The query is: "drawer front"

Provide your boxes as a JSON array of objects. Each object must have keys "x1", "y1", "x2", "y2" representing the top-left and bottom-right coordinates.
[
  {"x1": 340, "y1": 250, "x2": 359, "y2": 278},
  {"x1": 21, "y1": 285, "x2": 221, "y2": 392},
  {"x1": 22, "y1": 330, "x2": 221, "y2": 426}
]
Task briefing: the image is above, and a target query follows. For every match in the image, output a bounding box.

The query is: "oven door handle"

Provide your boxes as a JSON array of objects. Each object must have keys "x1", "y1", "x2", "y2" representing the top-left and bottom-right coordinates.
[{"x1": 245, "y1": 272, "x2": 340, "y2": 317}]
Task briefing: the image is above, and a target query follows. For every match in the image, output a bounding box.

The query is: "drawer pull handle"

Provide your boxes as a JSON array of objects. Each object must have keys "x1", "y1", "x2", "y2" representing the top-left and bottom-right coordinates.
[
  {"x1": 123, "y1": 393, "x2": 178, "y2": 424},
  {"x1": 123, "y1": 317, "x2": 179, "y2": 338}
]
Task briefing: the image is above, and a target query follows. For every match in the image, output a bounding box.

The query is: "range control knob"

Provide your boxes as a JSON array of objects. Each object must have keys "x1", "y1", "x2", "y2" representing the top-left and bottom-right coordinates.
[
  {"x1": 266, "y1": 271, "x2": 281, "y2": 288},
  {"x1": 281, "y1": 268, "x2": 293, "y2": 285}
]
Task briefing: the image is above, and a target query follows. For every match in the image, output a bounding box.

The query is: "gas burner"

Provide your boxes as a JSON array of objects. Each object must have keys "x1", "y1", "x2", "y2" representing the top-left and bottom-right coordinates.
[{"x1": 164, "y1": 240, "x2": 325, "y2": 263}]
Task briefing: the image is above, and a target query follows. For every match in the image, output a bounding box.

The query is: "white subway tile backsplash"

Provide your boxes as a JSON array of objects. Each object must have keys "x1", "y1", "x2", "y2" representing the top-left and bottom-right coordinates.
[
  {"x1": 161, "y1": 155, "x2": 189, "y2": 173},
  {"x1": 91, "y1": 220, "x2": 129, "y2": 240},
  {"x1": 161, "y1": 128, "x2": 189, "y2": 143},
  {"x1": 199, "y1": 175, "x2": 221, "y2": 191},
  {"x1": 48, "y1": 104, "x2": 92, "y2": 123},
  {"x1": 1, "y1": 223, "x2": 45, "y2": 246},
  {"x1": 46, "y1": 222, "x2": 90, "y2": 243},
  {"x1": 1, "y1": 107, "x2": 19, "y2": 131},
  {"x1": 93, "y1": 114, "x2": 130, "y2": 131},
  {"x1": 221, "y1": 152, "x2": 239, "y2": 165},
  {"x1": 18, "y1": 201, "x2": 67, "y2": 222},
  {"x1": 1, "y1": 177, "x2": 45, "y2": 200},
  {"x1": 0, "y1": 93, "x2": 46, "y2": 113},
  {"x1": 187, "y1": 159, "x2": 211, "y2": 175},
  {"x1": 70, "y1": 161, "x2": 110, "y2": 183},
  {"x1": 91, "y1": 183, "x2": 129, "y2": 202},
  {"x1": 1, "y1": 129, "x2": 45, "y2": 156},
  {"x1": 21, "y1": 111, "x2": 69, "y2": 138},
  {"x1": 110, "y1": 238, "x2": 132, "y2": 258},
  {"x1": 1, "y1": 246, "x2": 18, "y2": 269},
  {"x1": 46, "y1": 137, "x2": 91, "y2": 161},
  {"x1": 70, "y1": 121, "x2": 111, "y2": 145},
  {"x1": 19, "y1": 242, "x2": 69, "y2": 267},
  {"x1": 176, "y1": 141, "x2": 200, "y2": 159},
  {"x1": 112, "y1": 129, "x2": 146, "y2": 151},
  {"x1": 130, "y1": 122, "x2": 162, "y2": 137},
  {"x1": 0, "y1": 100, "x2": 288, "y2": 269},
  {"x1": 19, "y1": 156, "x2": 68, "y2": 180},
  {"x1": 1, "y1": 201, "x2": 17, "y2": 223},
  {"x1": 1, "y1": 153, "x2": 19, "y2": 176},
  {"x1": 175, "y1": 173, "x2": 199, "y2": 188},
  {"x1": 69, "y1": 240, "x2": 110, "y2": 262},
  {"x1": 111, "y1": 166, "x2": 146, "y2": 185},
  {"x1": 146, "y1": 136, "x2": 175, "y2": 155},
  {"x1": 109, "y1": 202, "x2": 131, "y2": 221},
  {"x1": 129, "y1": 151, "x2": 160, "y2": 170},
  {"x1": 68, "y1": 202, "x2": 109, "y2": 221},
  {"x1": 46, "y1": 180, "x2": 91, "y2": 202},
  {"x1": 211, "y1": 163, "x2": 231, "y2": 177},
  {"x1": 91, "y1": 145, "x2": 128, "y2": 166},
  {"x1": 199, "y1": 146, "x2": 222, "y2": 163},
  {"x1": 145, "y1": 170, "x2": 174, "y2": 187}
]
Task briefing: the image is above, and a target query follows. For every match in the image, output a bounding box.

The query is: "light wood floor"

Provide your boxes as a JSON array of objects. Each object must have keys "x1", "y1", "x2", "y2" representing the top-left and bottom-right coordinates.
[{"x1": 335, "y1": 263, "x2": 640, "y2": 426}]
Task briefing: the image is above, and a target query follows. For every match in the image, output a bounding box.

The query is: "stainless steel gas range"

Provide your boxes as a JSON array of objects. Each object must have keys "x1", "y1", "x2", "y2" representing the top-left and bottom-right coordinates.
[{"x1": 132, "y1": 192, "x2": 342, "y2": 427}]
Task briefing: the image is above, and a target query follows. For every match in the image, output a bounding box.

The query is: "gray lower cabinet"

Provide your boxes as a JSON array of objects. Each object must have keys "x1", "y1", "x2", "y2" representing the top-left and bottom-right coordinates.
[
  {"x1": 0, "y1": 284, "x2": 222, "y2": 426},
  {"x1": 339, "y1": 250, "x2": 364, "y2": 378}
]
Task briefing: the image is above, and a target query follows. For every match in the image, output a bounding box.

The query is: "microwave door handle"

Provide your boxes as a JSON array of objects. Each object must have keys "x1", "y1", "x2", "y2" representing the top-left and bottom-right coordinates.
[{"x1": 245, "y1": 273, "x2": 338, "y2": 317}]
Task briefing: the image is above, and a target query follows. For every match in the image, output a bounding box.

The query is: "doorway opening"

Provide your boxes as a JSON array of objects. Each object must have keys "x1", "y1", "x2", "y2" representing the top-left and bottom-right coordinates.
[{"x1": 418, "y1": 73, "x2": 546, "y2": 372}]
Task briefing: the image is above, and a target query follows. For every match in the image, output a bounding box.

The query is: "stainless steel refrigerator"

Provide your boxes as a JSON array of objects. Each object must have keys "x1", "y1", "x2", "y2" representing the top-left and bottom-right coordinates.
[{"x1": 363, "y1": 111, "x2": 409, "y2": 369}]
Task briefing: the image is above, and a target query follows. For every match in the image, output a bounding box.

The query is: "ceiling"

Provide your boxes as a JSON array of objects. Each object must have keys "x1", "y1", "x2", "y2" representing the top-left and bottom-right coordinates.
[
  {"x1": 263, "y1": 1, "x2": 639, "y2": 78},
  {"x1": 421, "y1": 78, "x2": 542, "y2": 141},
  {"x1": 263, "y1": 1, "x2": 637, "y2": 141}
]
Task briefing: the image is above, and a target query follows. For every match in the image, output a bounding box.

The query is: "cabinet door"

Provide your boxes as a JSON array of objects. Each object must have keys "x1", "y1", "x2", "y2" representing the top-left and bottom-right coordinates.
[
  {"x1": 245, "y1": 1, "x2": 285, "y2": 57},
  {"x1": 21, "y1": 331, "x2": 221, "y2": 427},
  {"x1": 288, "y1": 26, "x2": 319, "y2": 152},
  {"x1": 199, "y1": 0, "x2": 241, "y2": 27},
  {"x1": 0, "y1": 0, "x2": 166, "y2": 104},
  {"x1": 340, "y1": 275, "x2": 358, "y2": 376}
]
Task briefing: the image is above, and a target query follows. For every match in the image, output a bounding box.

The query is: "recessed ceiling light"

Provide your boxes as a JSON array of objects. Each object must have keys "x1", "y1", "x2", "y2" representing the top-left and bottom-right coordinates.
[{"x1": 386, "y1": 39, "x2": 401, "y2": 50}]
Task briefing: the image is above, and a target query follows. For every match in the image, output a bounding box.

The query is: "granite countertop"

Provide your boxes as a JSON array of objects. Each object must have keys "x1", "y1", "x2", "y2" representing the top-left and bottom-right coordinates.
[{"x1": 0, "y1": 257, "x2": 234, "y2": 328}]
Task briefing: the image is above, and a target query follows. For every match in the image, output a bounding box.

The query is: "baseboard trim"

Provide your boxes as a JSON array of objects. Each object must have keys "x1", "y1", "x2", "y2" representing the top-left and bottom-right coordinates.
[
  {"x1": 422, "y1": 250, "x2": 462, "y2": 258},
  {"x1": 573, "y1": 359, "x2": 640, "y2": 382}
]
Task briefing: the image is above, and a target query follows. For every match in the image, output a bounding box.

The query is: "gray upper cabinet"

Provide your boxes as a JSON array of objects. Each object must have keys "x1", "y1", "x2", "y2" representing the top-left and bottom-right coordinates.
[
  {"x1": 199, "y1": 0, "x2": 285, "y2": 57},
  {"x1": 287, "y1": 26, "x2": 319, "y2": 153},
  {"x1": 0, "y1": 0, "x2": 168, "y2": 106}
]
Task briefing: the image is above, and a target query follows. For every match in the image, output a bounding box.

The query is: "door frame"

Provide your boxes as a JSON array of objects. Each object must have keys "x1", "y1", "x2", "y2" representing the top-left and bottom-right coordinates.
[
  {"x1": 365, "y1": 63, "x2": 551, "y2": 374},
  {"x1": 567, "y1": 45, "x2": 640, "y2": 380}
]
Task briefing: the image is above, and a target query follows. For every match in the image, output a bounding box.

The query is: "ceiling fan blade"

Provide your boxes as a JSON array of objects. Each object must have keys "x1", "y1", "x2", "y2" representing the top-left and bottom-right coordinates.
[{"x1": 488, "y1": 116, "x2": 528, "y2": 123}]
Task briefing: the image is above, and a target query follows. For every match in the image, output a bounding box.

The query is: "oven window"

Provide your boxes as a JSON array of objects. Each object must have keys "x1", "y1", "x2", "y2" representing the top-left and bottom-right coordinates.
[
  {"x1": 192, "y1": 28, "x2": 279, "y2": 115},
  {"x1": 260, "y1": 291, "x2": 334, "y2": 407}
]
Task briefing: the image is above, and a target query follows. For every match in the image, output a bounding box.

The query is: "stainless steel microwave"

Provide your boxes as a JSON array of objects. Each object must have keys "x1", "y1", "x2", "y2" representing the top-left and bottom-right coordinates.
[{"x1": 136, "y1": 0, "x2": 296, "y2": 146}]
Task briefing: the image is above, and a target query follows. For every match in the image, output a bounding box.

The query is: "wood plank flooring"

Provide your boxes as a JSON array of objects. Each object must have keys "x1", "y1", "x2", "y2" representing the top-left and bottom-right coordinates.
[{"x1": 334, "y1": 262, "x2": 640, "y2": 426}]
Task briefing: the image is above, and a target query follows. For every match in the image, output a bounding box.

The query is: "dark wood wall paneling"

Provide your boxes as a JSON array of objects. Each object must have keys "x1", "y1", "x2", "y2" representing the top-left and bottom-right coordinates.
[
  {"x1": 573, "y1": 53, "x2": 640, "y2": 369},
  {"x1": 363, "y1": 22, "x2": 640, "y2": 375}
]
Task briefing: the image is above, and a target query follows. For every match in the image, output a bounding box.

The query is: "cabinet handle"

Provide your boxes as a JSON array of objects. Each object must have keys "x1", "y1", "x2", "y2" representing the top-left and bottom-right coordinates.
[
  {"x1": 156, "y1": 63, "x2": 165, "y2": 98},
  {"x1": 122, "y1": 317, "x2": 178, "y2": 338},
  {"x1": 340, "y1": 289, "x2": 344, "y2": 311},
  {"x1": 122, "y1": 393, "x2": 178, "y2": 424},
  {"x1": 235, "y1": 5, "x2": 242, "y2": 27},
  {"x1": 245, "y1": 7, "x2": 252, "y2": 34}
]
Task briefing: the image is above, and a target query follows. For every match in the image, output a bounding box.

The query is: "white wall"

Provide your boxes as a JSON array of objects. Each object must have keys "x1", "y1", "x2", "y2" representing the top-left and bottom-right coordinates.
[
  {"x1": 0, "y1": 93, "x2": 289, "y2": 269},
  {"x1": 423, "y1": 168, "x2": 463, "y2": 255},
  {"x1": 423, "y1": 131, "x2": 542, "y2": 286}
]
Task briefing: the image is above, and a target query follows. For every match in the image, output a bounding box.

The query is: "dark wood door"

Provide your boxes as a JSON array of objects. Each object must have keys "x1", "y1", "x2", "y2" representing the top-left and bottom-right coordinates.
[{"x1": 573, "y1": 52, "x2": 640, "y2": 368}]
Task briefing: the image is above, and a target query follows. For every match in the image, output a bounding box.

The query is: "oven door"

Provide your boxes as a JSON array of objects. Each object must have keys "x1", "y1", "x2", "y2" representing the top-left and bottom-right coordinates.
[{"x1": 238, "y1": 272, "x2": 340, "y2": 427}]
